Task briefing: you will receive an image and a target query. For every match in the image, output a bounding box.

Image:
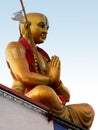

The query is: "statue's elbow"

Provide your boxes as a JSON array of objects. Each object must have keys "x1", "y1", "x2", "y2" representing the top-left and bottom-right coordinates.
[{"x1": 17, "y1": 73, "x2": 30, "y2": 85}]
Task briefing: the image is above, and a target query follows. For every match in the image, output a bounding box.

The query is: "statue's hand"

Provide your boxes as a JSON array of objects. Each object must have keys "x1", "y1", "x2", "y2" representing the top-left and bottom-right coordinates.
[{"x1": 47, "y1": 55, "x2": 60, "y2": 86}]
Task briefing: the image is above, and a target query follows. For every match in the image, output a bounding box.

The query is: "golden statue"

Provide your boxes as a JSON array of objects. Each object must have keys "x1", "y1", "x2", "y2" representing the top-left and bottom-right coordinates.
[{"x1": 6, "y1": 12, "x2": 94, "y2": 129}]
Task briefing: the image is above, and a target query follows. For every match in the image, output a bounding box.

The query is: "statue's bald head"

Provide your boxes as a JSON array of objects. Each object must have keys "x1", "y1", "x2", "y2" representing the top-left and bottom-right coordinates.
[
  {"x1": 20, "y1": 13, "x2": 49, "y2": 35},
  {"x1": 25, "y1": 13, "x2": 47, "y2": 23},
  {"x1": 20, "y1": 12, "x2": 49, "y2": 43}
]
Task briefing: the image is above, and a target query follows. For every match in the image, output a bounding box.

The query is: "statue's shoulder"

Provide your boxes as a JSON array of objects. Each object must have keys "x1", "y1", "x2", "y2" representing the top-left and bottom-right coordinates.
[{"x1": 6, "y1": 41, "x2": 24, "y2": 50}]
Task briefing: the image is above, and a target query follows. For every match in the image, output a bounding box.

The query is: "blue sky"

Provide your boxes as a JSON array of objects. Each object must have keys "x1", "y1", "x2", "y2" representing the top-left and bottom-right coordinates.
[{"x1": 0, "y1": 0, "x2": 98, "y2": 129}]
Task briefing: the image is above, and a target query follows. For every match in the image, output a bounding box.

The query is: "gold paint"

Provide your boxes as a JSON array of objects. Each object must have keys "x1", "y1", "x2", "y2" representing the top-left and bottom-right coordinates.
[
  {"x1": 6, "y1": 13, "x2": 94, "y2": 129},
  {"x1": 11, "y1": 48, "x2": 24, "y2": 58}
]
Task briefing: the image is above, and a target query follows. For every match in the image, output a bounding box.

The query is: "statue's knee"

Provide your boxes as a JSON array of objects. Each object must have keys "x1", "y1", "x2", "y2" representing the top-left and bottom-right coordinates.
[
  {"x1": 34, "y1": 85, "x2": 55, "y2": 99},
  {"x1": 80, "y1": 103, "x2": 95, "y2": 120},
  {"x1": 84, "y1": 103, "x2": 94, "y2": 113},
  {"x1": 25, "y1": 85, "x2": 54, "y2": 101},
  {"x1": 87, "y1": 103, "x2": 95, "y2": 118}
]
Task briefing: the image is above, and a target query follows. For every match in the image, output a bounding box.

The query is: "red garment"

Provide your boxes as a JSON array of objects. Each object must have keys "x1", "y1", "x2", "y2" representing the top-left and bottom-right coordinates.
[
  {"x1": 19, "y1": 37, "x2": 50, "y2": 72},
  {"x1": 19, "y1": 37, "x2": 66, "y2": 105},
  {"x1": 58, "y1": 95, "x2": 66, "y2": 105}
]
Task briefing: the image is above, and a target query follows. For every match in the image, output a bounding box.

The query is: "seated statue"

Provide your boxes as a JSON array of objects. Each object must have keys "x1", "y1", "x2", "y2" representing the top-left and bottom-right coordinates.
[{"x1": 5, "y1": 12, "x2": 94, "y2": 129}]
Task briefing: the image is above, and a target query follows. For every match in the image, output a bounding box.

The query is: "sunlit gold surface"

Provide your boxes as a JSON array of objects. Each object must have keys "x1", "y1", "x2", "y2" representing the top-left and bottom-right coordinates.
[{"x1": 6, "y1": 13, "x2": 94, "y2": 129}]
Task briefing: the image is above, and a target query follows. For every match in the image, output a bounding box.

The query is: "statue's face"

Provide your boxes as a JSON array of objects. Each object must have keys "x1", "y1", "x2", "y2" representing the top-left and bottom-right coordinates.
[{"x1": 24, "y1": 13, "x2": 49, "y2": 44}]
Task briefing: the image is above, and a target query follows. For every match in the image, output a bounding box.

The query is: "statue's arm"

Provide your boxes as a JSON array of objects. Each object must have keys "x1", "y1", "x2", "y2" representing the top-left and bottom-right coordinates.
[{"x1": 6, "y1": 42, "x2": 50, "y2": 86}]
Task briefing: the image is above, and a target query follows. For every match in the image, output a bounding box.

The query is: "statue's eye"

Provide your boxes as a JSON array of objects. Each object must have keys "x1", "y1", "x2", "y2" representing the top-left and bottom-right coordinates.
[{"x1": 38, "y1": 22, "x2": 45, "y2": 28}]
